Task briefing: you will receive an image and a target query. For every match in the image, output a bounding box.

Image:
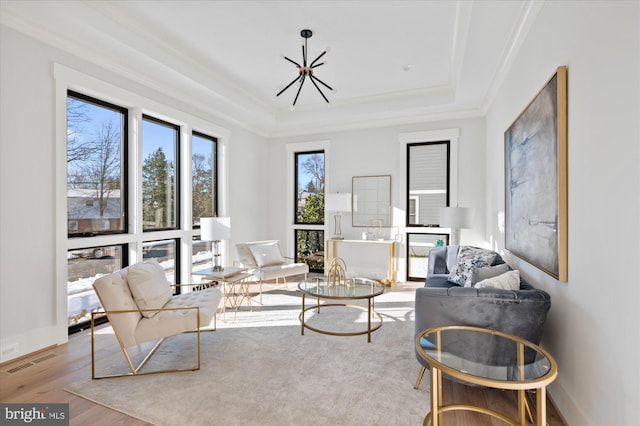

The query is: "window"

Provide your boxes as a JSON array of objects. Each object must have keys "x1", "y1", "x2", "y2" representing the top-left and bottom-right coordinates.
[
  {"x1": 295, "y1": 151, "x2": 325, "y2": 225},
  {"x1": 192, "y1": 131, "x2": 217, "y2": 226},
  {"x1": 142, "y1": 116, "x2": 179, "y2": 231},
  {"x1": 406, "y1": 233, "x2": 448, "y2": 281},
  {"x1": 67, "y1": 245, "x2": 126, "y2": 332},
  {"x1": 295, "y1": 229, "x2": 324, "y2": 273},
  {"x1": 67, "y1": 91, "x2": 127, "y2": 236},
  {"x1": 293, "y1": 150, "x2": 325, "y2": 272},
  {"x1": 407, "y1": 141, "x2": 450, "y2": 227}
]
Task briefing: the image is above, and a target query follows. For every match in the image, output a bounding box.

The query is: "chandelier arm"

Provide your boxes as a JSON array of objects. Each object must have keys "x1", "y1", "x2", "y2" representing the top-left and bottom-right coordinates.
[
  {"x1": 276, "y1": 75, "x2": 303, "y2": 97},
  {"x1": 293, "y1": 75, "x2": 306, "y2": 106},
  {"x1": 311, "y1": 62, "x2": 325, "y2": 68},
  {"x1": 284, "y1": 56, "x2": 302, "y2": 68},
  {"x1": 310, "y1": 75, "x2": 333, "y2": 91},
  {"x1": 309, "y1": 50, "x2": 327, "y2": 67},
  {"x1": 310, "y1": 77, "x2": 329, "y2": 103}
]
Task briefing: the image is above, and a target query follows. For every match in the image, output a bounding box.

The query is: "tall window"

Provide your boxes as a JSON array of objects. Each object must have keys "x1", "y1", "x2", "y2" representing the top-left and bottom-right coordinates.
[
  {"x1": 191, "y1": 131, "x2": 217, "y2": 226},
  {"x1": 142, "y1": 116, "x2": 179, "y2": 231},
  {"x1": 407, "y1": 141, "x2": 450, "y2": 227},
  {"x1": 294, "y1": 151, "x2": 325, "y2": 272},
  {"x1": 66, "y1": 91, "x2": 127, "y2": 236}
]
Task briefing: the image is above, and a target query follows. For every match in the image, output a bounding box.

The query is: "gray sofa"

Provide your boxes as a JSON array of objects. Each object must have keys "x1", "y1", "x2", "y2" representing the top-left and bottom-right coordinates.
[{"x1": 413, "y1": 245, "x2": 551, "y2": 387}]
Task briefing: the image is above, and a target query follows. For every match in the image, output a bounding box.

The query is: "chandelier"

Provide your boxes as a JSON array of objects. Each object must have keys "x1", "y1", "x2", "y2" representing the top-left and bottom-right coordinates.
[{"x1": 276, "y1": 29, "x2": 333, "y2": 107}]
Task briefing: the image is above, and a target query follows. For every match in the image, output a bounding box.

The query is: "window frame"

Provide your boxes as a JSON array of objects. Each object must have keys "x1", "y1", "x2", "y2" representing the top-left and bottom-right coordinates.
[
  {"x1": 66, "y1": 90, "x2": 129, "y2": 238},
  {"x1": 191, "y1": 130, "x2": 218, "y2": 228},
  {"x1": 405, "y1": 140, "x2": 451, "y2": 228},
  {"x1": 294, "y1": 150, "x2": 325, "y2": 226},
  {"x1": 141, "y1": 114, "x2": 181, "y2": 232}
]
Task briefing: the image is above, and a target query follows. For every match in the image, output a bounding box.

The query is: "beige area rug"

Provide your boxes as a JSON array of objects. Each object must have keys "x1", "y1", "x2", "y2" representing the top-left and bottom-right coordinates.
[{"x1": 66, "y1": 285, "x2": 429, "y2": 425}]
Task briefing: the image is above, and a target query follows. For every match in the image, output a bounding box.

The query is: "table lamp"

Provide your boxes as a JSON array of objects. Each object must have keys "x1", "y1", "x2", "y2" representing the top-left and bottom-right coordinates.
[
  {"x1": 325, "y1": 193, "x2": 352, "y2": 239},
  {"x1": 439, "y1": 207, "x2": 473, "y2": 246},
  {"x1": 200, "y1": 217, "x2": 231, "y2": 271}
]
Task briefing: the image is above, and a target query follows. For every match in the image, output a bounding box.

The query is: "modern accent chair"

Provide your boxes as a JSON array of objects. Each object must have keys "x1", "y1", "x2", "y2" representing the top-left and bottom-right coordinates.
[
  {"x1": 414, "y1": 245, "x2": 551, "y2": 389},
  {"x1": 235, "y1": 240, "x2": 309, "y2": 304},
  {"x1": 91, "y1": 260, "x2": 222, "y2": 379}
]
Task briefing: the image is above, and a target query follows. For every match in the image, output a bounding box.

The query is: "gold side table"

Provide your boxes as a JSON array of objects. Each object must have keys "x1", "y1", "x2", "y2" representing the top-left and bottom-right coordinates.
[
  {"x1": 415, "y1": 325, "x2": 558, "y2": 426},
  {"x1": 192, "y1": 267, "x2": 254, "y2": 318}
]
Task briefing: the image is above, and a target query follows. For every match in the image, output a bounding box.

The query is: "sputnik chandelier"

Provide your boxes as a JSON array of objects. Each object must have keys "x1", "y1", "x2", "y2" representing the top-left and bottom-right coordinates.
[{"x1": 276, "y1": 29, "x2": 333, "y2": 108}]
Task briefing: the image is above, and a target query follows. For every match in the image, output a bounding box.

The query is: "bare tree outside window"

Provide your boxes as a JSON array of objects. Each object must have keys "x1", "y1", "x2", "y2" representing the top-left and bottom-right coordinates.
[{"x1": 66, "y1": 92, "x2": 126, "y2": 235}]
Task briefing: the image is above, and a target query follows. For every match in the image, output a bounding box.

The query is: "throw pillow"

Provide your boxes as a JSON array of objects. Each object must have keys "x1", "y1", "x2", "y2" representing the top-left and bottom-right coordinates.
[
  {"x1": 471, "y1": 263, "x2": 511, "y2": 286},
  {"x1": 448, "y1": 246, "x2": 497, "y2": 287},
  {"x1": 127, "y1": 260, "x2": 173, "y2": 318},
  {"x1": 475, "y1": 270, "x2": 521, "y2": 290},
  {"x1": 249, "y1": 242, "x2": 285, "y2": 268}
]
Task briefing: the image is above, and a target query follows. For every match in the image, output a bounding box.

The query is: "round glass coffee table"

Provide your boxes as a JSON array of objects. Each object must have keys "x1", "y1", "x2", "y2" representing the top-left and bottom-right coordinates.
[
  {"x1": 298, "y1": 277, "x2": 384, "y2": 342},
  {"x1": 415, "y1": 325, "x2": 558, "y2": 426}
]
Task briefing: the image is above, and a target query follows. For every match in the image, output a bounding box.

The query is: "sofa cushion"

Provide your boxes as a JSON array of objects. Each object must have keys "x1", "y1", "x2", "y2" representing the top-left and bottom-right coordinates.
[
  {"x1": 475, "y1": 270, "x2": 521, "y2": 290},
  {"x1": 249, "y1": 241, "x2": 285, "y2": 267},
  {"x1": 127, "y1": 260, "x2": 173, "y2": 318},
  {"x1": 425, "y1": 275, "x2": 456, "y2": 288},
  {"x1": 448, "y1": 246, "x2": 497, "y2": 287},
  {"x1": 471, "y1": 263, "x2": 511, "y2": 285}
]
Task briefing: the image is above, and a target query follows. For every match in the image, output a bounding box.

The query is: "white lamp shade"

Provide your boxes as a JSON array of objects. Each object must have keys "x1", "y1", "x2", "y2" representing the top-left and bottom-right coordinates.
[
  {"x1": 325, "y1": 193, "x2": 352, "y2": 212},
  {"x1": 200, "y1": 217, "x2": 231, "y2": 241},
  {"x1": 439, "y1": 207, "x2": 473, "y2": 229}
]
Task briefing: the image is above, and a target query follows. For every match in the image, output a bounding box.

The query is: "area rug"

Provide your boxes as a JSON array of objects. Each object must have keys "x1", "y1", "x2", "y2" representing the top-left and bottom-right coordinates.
[{"x1": 66, "y1": 287, "x2": 429, "y2": 425}]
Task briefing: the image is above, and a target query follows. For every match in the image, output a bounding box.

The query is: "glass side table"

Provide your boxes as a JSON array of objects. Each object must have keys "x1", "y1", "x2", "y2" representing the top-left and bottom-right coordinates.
[{"x1": 415, "y1": 325, "x2": 558, "y2": 426}]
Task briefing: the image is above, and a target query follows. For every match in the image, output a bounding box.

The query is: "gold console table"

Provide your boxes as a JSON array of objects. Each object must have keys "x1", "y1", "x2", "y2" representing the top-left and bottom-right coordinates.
[{"x1": 325, "y1": 239, "x2": 396, "y2": 284}]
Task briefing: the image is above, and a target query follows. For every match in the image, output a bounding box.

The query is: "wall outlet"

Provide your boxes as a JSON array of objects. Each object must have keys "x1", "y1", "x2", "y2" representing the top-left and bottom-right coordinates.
[{"x1": 1, "y1": 343, "x2": 19, "y2": 358}]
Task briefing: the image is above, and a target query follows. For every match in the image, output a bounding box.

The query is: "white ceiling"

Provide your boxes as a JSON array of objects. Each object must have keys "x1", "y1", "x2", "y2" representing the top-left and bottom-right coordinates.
[{"x1": 0, "y1": 0, "x2": 540, "y2": 137}]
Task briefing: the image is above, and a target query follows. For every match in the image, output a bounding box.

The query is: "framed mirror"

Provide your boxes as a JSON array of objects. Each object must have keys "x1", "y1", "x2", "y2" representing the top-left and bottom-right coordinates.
[{"x1": 352, "y1": 175, "x2": 391, "y2": 227}]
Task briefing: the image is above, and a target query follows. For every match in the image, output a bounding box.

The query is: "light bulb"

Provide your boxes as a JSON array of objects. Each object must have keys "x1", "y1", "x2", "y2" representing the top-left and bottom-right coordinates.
[
  {"x1": 289, "y1": 105, "x2": 296, "y2": 112},
  {"x1": 325, "y1": 46, "x2": 331, "y2": 53}
]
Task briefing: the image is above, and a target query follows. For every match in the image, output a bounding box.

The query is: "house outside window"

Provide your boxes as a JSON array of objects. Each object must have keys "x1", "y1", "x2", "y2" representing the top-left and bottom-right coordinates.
[{"x1": 407, "y1": 141, "x2": 450, "y2": 227}]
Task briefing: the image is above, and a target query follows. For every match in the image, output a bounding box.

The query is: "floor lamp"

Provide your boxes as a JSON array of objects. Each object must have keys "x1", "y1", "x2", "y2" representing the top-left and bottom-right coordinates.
[
  {"x1": 200, "y1": 217, "x2": 231, "y2": 271},
  {"x1": 439, "y1": 207, "x2": 473, "y2": 246},
  {"x1": 325, "y1": 193, "x2": 352, "y2": 240}
]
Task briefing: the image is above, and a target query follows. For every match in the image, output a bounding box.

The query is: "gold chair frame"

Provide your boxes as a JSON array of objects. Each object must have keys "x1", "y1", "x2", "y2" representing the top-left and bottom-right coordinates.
[{"x1": 91, "y1": 284, "x2": 217, "y2": 380}]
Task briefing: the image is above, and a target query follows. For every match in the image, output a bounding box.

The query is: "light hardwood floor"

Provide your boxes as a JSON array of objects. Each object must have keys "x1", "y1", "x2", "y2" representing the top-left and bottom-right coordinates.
[{"x1": 1, "y1": 281, "x2": 566, "y2": 425}]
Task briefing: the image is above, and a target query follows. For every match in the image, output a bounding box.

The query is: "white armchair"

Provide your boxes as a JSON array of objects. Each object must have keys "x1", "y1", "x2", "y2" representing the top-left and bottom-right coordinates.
[
  {"x1": 235, "y1": 240, "x2": 309, "y2": 303},
  {"x1": 91, "y1": 260, "x2": 222, "y2": 379}
]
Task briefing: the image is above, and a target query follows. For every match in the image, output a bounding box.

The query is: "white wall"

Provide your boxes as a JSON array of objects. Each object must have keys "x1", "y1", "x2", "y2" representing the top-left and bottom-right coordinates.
[
  {"x1": 0, "y1": 25, "x2": 268, "y2": 361},
  {"x1": 267, "y1": 118, "x2": 487, "y2": 280},
  {"x1": 485, "y1": 2, "x2": 640, "y2": 425}
]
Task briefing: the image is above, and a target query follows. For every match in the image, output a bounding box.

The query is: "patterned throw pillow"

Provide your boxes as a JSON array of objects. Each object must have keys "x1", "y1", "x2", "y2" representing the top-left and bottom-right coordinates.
[{"x1": 448, "y1": 246, "x2": 497, "y2": 287}]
